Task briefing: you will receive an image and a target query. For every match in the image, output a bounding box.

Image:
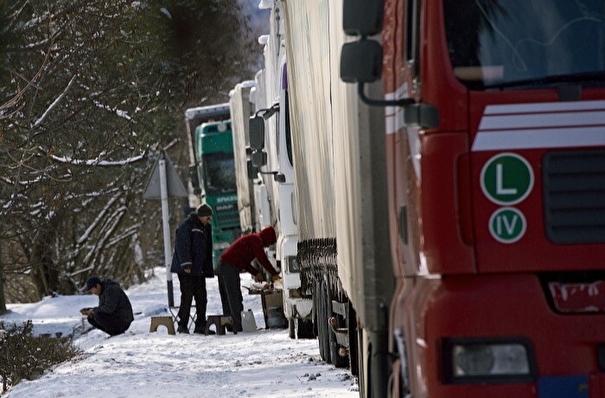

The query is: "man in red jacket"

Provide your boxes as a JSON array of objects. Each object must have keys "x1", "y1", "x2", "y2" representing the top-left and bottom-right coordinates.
[{"x1": 217, "y1": 226, "x2": 279, "y2": 332}]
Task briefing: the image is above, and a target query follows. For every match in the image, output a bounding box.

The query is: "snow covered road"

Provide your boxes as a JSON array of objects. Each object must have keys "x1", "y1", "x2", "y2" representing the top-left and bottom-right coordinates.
[{"x1": 2, "y1": 268, "x2": 358, "y2": 398}]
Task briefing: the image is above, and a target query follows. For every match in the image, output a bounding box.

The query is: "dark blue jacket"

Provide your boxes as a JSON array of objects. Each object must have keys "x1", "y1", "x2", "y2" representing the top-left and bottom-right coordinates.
[
  {"x1": 93, "y1": 279, "x2": 134, "y2": 326},
  {"x1": 170, "y1": 213, "x2": 214, "y2": 277}
]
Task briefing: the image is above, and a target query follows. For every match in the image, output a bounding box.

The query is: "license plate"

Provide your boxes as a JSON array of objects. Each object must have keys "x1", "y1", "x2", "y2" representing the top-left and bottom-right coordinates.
[{"x1": 538, "y1": 375, "x2": 589, "y2": 398}]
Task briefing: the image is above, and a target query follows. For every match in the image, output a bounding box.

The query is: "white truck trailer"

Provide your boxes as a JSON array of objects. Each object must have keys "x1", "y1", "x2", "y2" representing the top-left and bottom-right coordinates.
[
  {"x1": 229, "y1": 0, "x2": 313, "y2": 338},
  {"x1": 257, "y1": 1, "x2": 395, "y2": 395}
]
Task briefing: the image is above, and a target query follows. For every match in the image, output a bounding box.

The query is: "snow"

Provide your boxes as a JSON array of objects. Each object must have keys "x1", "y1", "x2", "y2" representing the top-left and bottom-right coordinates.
[{"x1": 1, "y1": 267, "x2": 358, "y2": 398}]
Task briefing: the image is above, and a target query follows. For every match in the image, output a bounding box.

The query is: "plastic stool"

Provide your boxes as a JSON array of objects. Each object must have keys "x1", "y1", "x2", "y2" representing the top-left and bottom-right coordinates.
[
  {"x1": 150, "y1": 316, "x2": 176, "y2": 335},
  {"x1": 205, "y1": 315, "x2": 234, "y2": 335}
]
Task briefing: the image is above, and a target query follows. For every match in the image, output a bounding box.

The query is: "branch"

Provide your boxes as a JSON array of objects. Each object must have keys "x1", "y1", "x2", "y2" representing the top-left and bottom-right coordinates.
[
  {"x1": 42, "y1": 149, "x2": 148, "y2": 167},
  {"x1": 92, "y1": 100, "x2": 134, "y2": 122},
  {"x1": 31, "y1": 75, "x2": 77, "y2": 128},
  {"x1": 0, "y1": 42, "x2": 53, "y2": 116}
]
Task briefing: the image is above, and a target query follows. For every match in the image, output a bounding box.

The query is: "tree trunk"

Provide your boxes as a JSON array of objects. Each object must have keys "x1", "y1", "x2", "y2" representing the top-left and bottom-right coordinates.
[
  {"x1": 30, "y1": 212, "x2": 64, "y2": 299},
  {"x1": 0, "y1": 245, "x2": 7, "y2": 314}
]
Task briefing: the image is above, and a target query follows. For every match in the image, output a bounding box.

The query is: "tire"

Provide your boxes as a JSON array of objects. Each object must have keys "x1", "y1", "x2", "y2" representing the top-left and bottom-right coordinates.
[
  {"x1": 328, "y1": 298, "x2": 349, "y2": 368},
  {"x1": 357, "y1": 327, "x2": 366, "y2": 398},
  {"x1": 312, "y1": 282, "x2": 319, "y2": 338},
  {"x1": 329, "y1": 331, "x2": 348, "y2": 368},
  {"x1": 297, "y1": 318, "x2": 314, "y2": 339},
  {"x1": 348, "y1": 303, "x2": 359, "y2": 377},
  {"x1": 317, "y1": 280, "x2": 331, "y2": 363}
]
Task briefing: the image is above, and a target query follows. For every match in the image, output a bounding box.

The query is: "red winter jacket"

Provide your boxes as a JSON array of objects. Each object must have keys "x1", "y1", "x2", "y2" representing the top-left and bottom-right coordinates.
[{"x1": 219, "y1": 227, "x2": 278, "y2": 276}]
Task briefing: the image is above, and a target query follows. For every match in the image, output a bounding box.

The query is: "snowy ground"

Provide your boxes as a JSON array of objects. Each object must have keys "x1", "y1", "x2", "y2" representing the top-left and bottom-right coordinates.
[{"x1": 1, "y1": 267, "x2": 358, "y2": 398}]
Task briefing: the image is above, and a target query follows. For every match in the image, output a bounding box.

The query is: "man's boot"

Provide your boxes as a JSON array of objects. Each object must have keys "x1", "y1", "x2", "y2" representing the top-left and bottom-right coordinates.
[
  {"x1": 194, "y1": 323, "x2": 215, "y2": 335},
  {"x1": 177, "y1": 323, "x2": 189, "y2": 334}
]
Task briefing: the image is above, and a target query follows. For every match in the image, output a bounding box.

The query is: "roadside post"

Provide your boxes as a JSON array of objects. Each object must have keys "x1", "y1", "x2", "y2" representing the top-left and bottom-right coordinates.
[{"x1": 143, "y1": 150, "x2": 188, "y2": 307}]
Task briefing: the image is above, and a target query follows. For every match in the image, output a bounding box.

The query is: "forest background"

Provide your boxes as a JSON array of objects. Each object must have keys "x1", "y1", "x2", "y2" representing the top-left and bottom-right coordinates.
[{"x1": 0, "y1": 0, "x2": 266, "y2": 309}]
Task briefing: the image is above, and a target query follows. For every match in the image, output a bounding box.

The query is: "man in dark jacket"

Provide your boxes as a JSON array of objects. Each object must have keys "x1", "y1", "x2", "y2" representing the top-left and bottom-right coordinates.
[
  {"x1": 217, "y1": 226, "x2": 279, "y2": 332},
  {"x1": 170, "y1": 203, "x2": 214, "y2": 334},
  {"x1": 80, "y1": 276, "x2": 134, "y2": 336}
]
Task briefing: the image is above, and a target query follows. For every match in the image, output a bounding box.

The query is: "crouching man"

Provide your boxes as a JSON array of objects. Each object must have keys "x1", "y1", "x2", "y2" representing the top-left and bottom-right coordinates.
[{"x1": 80, "y1": 276, "x2": 134, "y2": 336}]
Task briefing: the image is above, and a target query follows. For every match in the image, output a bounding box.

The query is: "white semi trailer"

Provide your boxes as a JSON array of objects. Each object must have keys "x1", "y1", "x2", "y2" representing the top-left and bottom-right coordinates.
[
  {"x1": 255, "y1": 1, "x2": 395, "y2": 394},
  {"x1": 229, "y1": 0, "x2": 314, "y2": 338},
  {"x1": 232, "y1": 3, "x2": 394, "y2": 395}
]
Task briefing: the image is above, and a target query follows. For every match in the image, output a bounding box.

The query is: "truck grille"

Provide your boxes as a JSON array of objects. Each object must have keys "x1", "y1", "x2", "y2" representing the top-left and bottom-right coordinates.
[
  {"x1": 216, "y1": 207, "x2": 240, "y2": 229},
  {"x1": 543, "y1": 150, "x2": 605, "y2": 244}
]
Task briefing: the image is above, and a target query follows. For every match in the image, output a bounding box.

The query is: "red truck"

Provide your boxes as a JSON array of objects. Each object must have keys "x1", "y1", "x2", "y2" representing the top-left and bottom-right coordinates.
[
  {"x1": 342, "y1": 0, "x2": 605, "y2": 397},
  {"x1": 270, "y1": 0, "x2": 605, "y2": 397}
]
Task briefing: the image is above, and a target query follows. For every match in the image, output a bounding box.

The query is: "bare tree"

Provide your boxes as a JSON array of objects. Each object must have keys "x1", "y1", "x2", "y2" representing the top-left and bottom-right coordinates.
[{"x1": 0, "y1": 0, "x2": 261, "y2": 309}]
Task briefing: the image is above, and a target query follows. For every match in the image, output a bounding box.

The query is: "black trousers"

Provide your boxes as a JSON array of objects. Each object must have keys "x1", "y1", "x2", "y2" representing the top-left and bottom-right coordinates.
[
  {"x1": 88, "y1": 312, "x2": 130, "y2": 336},
  {"x1": 217, "y1": 261, "x2": 243, "y2": 332},
  {"x1": 177, "y1": 273, "x2": 208, "y2": 329}
]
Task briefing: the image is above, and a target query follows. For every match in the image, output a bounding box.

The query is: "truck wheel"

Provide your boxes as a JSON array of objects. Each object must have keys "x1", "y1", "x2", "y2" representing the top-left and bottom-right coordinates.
[
  {"x1": 348, "y1": 303, "x2": 359, "y2": 377},
  {"x1": 328, "y1": 301, "x2": 349, "y2": 368},
  {"x1": 312, "y1": 284, "x2": 319, "y2": 337},
  {"x1": 297, "y1": 319, "x2": 314, "y2": 339},
  {"x1": 357, "y1": 327, "x2": 366, "y2": 397},
  {"x1": 317, "y1": 280, "x2": 331, "y2": 363},
  {"x1": 329, "y1": 335, "x2": 348, "y2": 368}
]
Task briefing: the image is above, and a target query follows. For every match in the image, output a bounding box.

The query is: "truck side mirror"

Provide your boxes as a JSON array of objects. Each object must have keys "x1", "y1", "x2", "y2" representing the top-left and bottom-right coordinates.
[
  {"x1": 342, "y1": 0, "x2": 384, "y2": 36},
  {"x1": 251, "y1": 150, "x2": 267, "y2": 167},
  {"x1": 249, "y1": 116, "x2": 265, "y2": 150},
  {"x1": 340, "y1": 40, "x2": 382, "y2": 83},
  {"x1": 340, "y1": 39, "x2": 413, "y2": 108},
  {"x1": 188, "y1": 165, "x2": 201, "y2": 195},
  {"x1": 246, "y1": 160, "x2": 258, "y2": 180}
]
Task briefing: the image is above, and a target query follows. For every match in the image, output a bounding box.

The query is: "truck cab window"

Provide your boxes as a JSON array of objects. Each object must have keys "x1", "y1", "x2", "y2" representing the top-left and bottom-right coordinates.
[
  {"x1": 444, "y1": 0, "x2": 605, "y2": 89},
  {"x1": 202, "y1": 153, "x2": 237, "y2": 195}
]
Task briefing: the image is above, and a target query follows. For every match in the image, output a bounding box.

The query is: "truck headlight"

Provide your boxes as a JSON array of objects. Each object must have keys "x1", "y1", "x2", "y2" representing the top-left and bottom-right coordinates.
[{"x1": 443, "y1": 338, "x2": 536, "y2": 383}]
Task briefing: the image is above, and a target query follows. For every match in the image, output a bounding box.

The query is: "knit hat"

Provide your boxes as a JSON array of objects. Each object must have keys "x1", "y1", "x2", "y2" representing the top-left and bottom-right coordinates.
[
  {"x1": 259, "y1": 226, "x2": 277, "y2": 246},
  {"x1": 196, "y1": 203, "x2": 213, "y2": 217},
  {"x1": 85, "y1": 276, "x2": 101, "y2": 292}
]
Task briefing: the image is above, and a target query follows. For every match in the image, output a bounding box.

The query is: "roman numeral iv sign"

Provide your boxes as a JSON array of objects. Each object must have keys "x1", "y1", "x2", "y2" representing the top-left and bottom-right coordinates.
[{"x1": 481, "y1": 153, "x2": 534, "y2": 244}]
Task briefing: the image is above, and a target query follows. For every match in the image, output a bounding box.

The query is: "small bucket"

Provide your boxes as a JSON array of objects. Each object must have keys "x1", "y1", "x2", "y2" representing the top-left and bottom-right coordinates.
[{"x1": 265, "y1": 307, "x2": 288, "y2": 329}]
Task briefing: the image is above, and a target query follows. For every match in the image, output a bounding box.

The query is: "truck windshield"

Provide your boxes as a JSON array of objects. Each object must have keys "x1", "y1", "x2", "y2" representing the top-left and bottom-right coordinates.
[
  {"x1": 202, "y1": 153, "x2": 237, "y2": 195},
  {"x1": 444, "y1": 0, "x2": 605, "y2": 89}
]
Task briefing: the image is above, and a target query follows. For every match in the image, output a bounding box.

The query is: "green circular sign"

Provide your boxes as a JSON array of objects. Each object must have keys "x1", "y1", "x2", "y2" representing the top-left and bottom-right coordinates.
[
  {"x1": 480, "y1": 153, "x2": 534, "y2": 205},
  {"x1": 489, "y1": 207, "x2": 526, "y2": 244}
]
